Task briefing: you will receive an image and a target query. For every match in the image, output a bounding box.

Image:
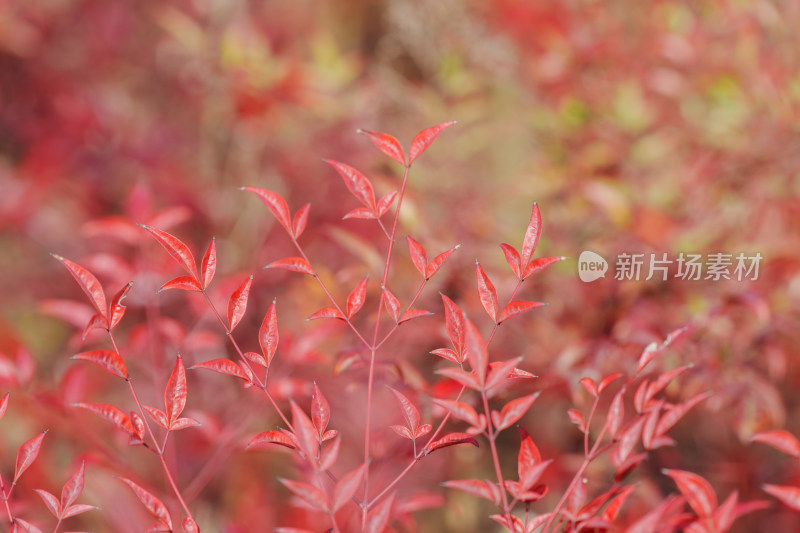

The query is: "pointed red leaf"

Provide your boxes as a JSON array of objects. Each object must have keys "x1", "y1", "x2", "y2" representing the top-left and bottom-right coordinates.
[
  {"x1": 165, "y1": 355, "x2": 187, "y2": 425},
  {"x1": 496, "y1": 392, "x2": 542, "y2": 431},
  {"x1": 61, "y1": 461, "x2": 85, "y2": 511},
  {"x1": 11, "y1": 518, "x2": 43, "y2": 533},
  {"x1": 763, "y1": 484, "x2": 800, "y2": 511},
  {"x1": 242, "y1": 187, "x2": 292, "y2": 234},
  {"x1": 81, "y1": 312, "x2": 108, "y2": 339},
  {"x1": 750, "y1": 430, "x2": 800, "y2": 458},
  {"x1": 398, "y1": 309, "x2": 433, "y2": 324},
  {"x1": 655, "y1": 391, "x2": 711, "y2": 437},
  {"x1": 415, "y1": 424, "x2": 432, "y2": 439},
  {"x1": 140, "y1": 225, "x2": 199, "y2": 281},
  {"x1": 433, "y1": 399, "x2": 481, "y2": 428},
  {"x1": 346, "y1": 276, "x2": 369, "y2": 319},
  {"x1": 485, "y1": 357, "x2": 523, "y2": 391},
  {"x1": 293, "y1": 203, "x2": 311, "y2": 239},
  {"x1": 476, "y1": 262, "x2": 498, "y2": 321},
  {"x1": 109, "y1": 281, "x2": 133, "y2": 329},
  {"x1": 437, "y1": 367, "x2": 481, "y2": 391},
  {"x1": 52, "y1": 255, "x2": 107, "y2": 316},
  {"x1": 523, "y1": 256, "x2": 565, "y2": 280},
  {"x1": 408, "y1": 121, "x2": 456, "y2": 164},
  {"x1": 441, "y1": 294, "x2": 465, "y2": 356},
  {"x1": 390, "y1": 425, "x2": 414, "y2": 440},
  {"x1": 290, "y1": 401, "x2": 320, "y2": 463},
  {"x1": 190, "y1": 359, "x2": 249, "y2": 381},
  {"x1": 34, "y1": 489, "x2": 60, "y2": 518},
  {"x1": 615, "y1": 417, "x2": 645, "y2": 465},
  {"x1": 158, "y1": 275, "x2": 202, "y2": 293},
  {"x1": 0, "y1": 392, "x2": 9, "y2": 420},
  {"x1": 663, "y1": 468, "x2": 717, "y2": 517},
  {"x1": 227, "y1": 274, "x2": 253, "y2": 331},
  {"x1": 406, "y1": 236, "x2": 427, "y2": 277},
  {"x1": 382, "y1": 288, "x2": 401, "y2": 323},
  {"x1": 324, "y1": 160, "x2": 377, "y2": 210},
  {"x1": 73, "y1": 403, "x2": 135, "y2": 435},
  {"x1": 265, "y1": 257, "x2": 313, "y2": 275},
  {"x1": 117, "y1": 477, "x2": 173, "y2": 530},
  {"x1": 389, "y1": 387, "x2": 420, "y2": 434},
  {"x1": 464, "y1": 318, "x2": 488, "y2": 385},
  {"x1": 200, "y1": 237, "x2": 216, "y2": 289},
  {"x1": 307, "y1": 307, "x2": 346, "y2": 321},
  {"x1": 598, "y1": 372, "x2": 624, "y2": 394},
  {"x1": 72, "y1": 350, "x2": 128, "y2": 379},
  {"x1": 425, "y1": 245, "x2": 460, "y2": 279},
  {"x1": 246, "y1": 430, "x2": 296, "y2": 450},
  {"x1": 377, "y1": 191, "x2": 398, "y2": 217},
  {"x1": 334, "y1": 464, "x2": 367, "y2": 511},
  {"x1": 499, "y1": 243, "x2": 521, "y2": 278},
  {"x1": 424, "y1": 432, "x2": 478, "y2": 454},
  {"x1": 14, "y1": 430, "x2": 47, "y2": 483},
  {"x1": 358, "y1": 129, "x2": 406, "y2": 165},
  {"x1": 260, "y1": 301, "x2": 279, "y2": 366},
  {"x1": 182, "y1": 516, "x2": 199, "y2": 533},
  {"x1": 144, "y1": 406, "x2": 169, "y2": 429},
  {"x1": 497, "y1": 300, "x2": 545, "y2": 324},
  {"x1": 170, "y1": 417, "x2": 201, "y2": 431},
  {"x1": 311, "y1": 383, "x2": 330, "y2": 438},
  {"x1": 567, "y1": 408, "x2": 586, "y2": 431},
  {"x1": 430, "y1": 348, "x2": 459, "y2": 364},
  {"x1": 607, "y1": 389, "x2": 625, "y2": 438},
  {"x1": 343, "y1": 207, "x2": 377, "y2": 220},
  {"x1": 61, "y1": 503, "x2": 98, "y2": 519},
  {"x1": 442, "y1": 480, "x2": 501, "y2": 505},
  {"x1": 580, "y1": 377, "x2": 598, "y2": 397},
  {"x1": 520, "y1": 202, "x2": 542, "y2": 265},
  {"x1": 518, "y1": 427, "x2": 543, "y2": 487},
  {"x1": 366, "y1": 493, "x2": 395, "y2": 533},
  {"x1": 243, "y1": 351, "x2": 268, "y2": 368}
]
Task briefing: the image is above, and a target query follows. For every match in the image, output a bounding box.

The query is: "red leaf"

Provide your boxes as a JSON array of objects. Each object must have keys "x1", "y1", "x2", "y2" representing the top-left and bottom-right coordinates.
[
  {"x1": 437, "y1": 367, "x2": 481, "y2": 391},
  {"x1": 415, "y1": 424, "x2": 432, "y2": 439},
  {"x1": 485, "y1": 357, "x2": 523, "y2": 391},
  {"x1": 498, "y1": 301, "x2": 545, "y2": 324},
  {"x1": 607, "y1": 390, "x2": 625, "y2": 438},
  {"x1": 390, "y1": 425, "x2": 414, "y2": 440},
  {"x1": 655, "y1": 391, "x2": 711, "y2": 437},
  {"x1": 425, "y1": 432, "x2": 478, "y2": 454},
  {"x1": 290, "y1": 401, "x2": 319, "y2": 463},
  {"x1": 158, "y1": 275, "x2": 202, "y2": 293},
  {"x1": 182, "y1": 517, "x2": 199, "y2": 533},
  {"x1": 496, "y1": 392, "x2": 541, "y2": 431},
  {"x1": 406, "y1": 236, "x2": 427, "y2": 277},
  {"x1": 311, "y1": 383, "x2": 331, "y2": 438},
  {"x1": 293, "y1": 203, "x2": 311, "y2": 239},
  {"x1": 265, "y1": 257, "x2": 314, "y2": 275},
  {"x1": 324, "y1": 159, "x2": 377, "y2": 210},
  {"x1": 140, "y1": 225, "x2": 199, "y2": 281},
  {"x1": 523, "y1": 256, "x2": 565, "y2": 280},
  {"x1": 398, "y1": 309, "x2": 433, "y2": 324},
  {"x1": 165, "y1": 355, "x2": 188, "y2": 425},
  {"x1": 260, "y1": 301, "x2": 279, "y2": 366},
  {"x1": 307, "y1": 307, "x2": 346, "y2": 321},
  {"x1": 663, "y1": 468, "x2": 718, "y2": 517},
  {"x1": 280, "y1": 478, "x2": 327, "y2": 511},
  {"x1": 518, "y1": 427, "x2": 543, "y2": 488},
  {"x1": 34, "y1": 489, "x2": 60, "y2": 518},
  {"x1": 358, "y1": 129, "x2": 406, "y2": 165},
  {"x1": 61, "y1": 461, "x2": 85, "y2": 511},
  {"x1": 0, "y1": 392, "x2": 8, "y2": 420},
  {"x1": 476, "y1": 262, "x2": 498, "y2": 321},
  {"x1": 464, "y1": 318, "x2": 488, "y2": 385},
  {"x1": 389, "y1": 387, "x2": 420, "y2": 434},
  {"x1": 15, "y1": 430, "x2": 47, "y2": 483},
  {"x1": 52, "y1": 255, "x2": 107, "y2": 317},
  {"x1": 144, "y1": 406, "x2": 169, "y2": 429},
  {"x1": 377, "y1": 191, "x2": 398, "y2": 217},
  {"x1": 499, "y1": 243, "x2": 522, "y2": 278},
  {"x1": 750, "y1": 430, "x2": 800, "y2": 458},
  {"x1": 382, "y1": 288, "x2": 401, "y2": 323},
  {"x1": 334, "y1": 463, "x2": 367, "y2": 511},
  {"x1": 108, "y1": 281, "x2": 134, "y2": 329},
  {"x1": 408, "y1": 121, "x2": 456, "y2": 164},
  {"x1": 441, "y1": 294, "x2": 465, "y2": 356},
  {"x1": 170, "y1": 417, "x2": 201, "y2": 431},
  {"x1": 567, "y1": 408, "x2": 586, "y2": 431},
  {"x1": 366, "y1": 493, "x2": 395, "y2": 533},
  {"x1": 244, "y1": 351, "x2": 268, "y2": 368},
  {"x1": 598, "y1": 372, "x2": 623, "y2": 393},
  {"x1": 241, "y1": 187, "x2": 292, "y2": 234},
  {"x1": 117, "y1": 477, "x2": 173, "y2": 530},
  {"x1": 200, "y1": 237, "x2": 216, "y2": 290},
  {"x1": 11, "y1": 518, "x2": 43, "y2": 533},
  {"x1": 190, "y1": 359, "x2": 249, "y2": 381},
  {"x1": 763, "y1": 484, "x2": 800, "y2": 511},
  {"x1": 227, "y1": 274, "x2": 253, "y2": 332},
  {"x1": 72, "y1": 350, "x2": 129, "y2": 379},
  {"x1": 246, "y1": 430, "x2": 295, "y2": 450},
  {"x1": 430, "y1": 348, "x2": 459, "y2": 364},
  {"x1": 442, "y1": 480, "x2": 501, "y2": 505},
  {"x1": 73, "y1": 403, "x2": 135, "y2": 436},
  {"x1": 601, "y1": 485, "x2": 637, "y2": 522},
  {"x1": 81, "y1": 313, "x2": 108, "y2": 340},
  {"x1": 346, "y1": 276, "x2": 369, "y2": 319},
  {"x1": 615, "y1": 417, "x2": 645, "y2": 465},
  {"x1": 520, "y1": 202, "x2": 542, "y2": 265},
  {"x1": 343, "y1": 207, "x2": 377, "y2": 220},
  {"x1": 580, "y1": 377, "x2": 598, "y2": 397},
  {"x1": 61, "y1": 503, "x2": 98, "y2": 518},
  {"x1": 425, "y1": 245, "x2": 459, "y2": 279},
  {"x1": 433, "y1": 399, "x2": 481, "y2": 428}
]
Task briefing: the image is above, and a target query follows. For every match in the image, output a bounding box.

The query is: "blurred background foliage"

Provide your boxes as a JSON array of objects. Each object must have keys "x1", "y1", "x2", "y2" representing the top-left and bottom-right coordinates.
[{"x1": 1, "y1": 0, "x2": 799, "y2": 531}]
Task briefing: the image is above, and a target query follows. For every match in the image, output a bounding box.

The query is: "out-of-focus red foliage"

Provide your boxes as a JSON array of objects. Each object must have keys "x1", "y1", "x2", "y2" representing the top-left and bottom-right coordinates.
[{"x1": 1, "y1": 0, "x2": 799, "y2": 531}]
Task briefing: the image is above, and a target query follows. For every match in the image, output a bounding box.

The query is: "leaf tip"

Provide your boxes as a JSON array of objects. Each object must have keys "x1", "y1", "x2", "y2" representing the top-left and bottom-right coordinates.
[{"x1": 50, "y1": 253, "x2": 64, "y2": 261}]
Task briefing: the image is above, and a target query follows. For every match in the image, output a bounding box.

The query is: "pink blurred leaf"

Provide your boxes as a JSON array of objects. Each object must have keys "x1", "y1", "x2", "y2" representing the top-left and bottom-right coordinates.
[
  {"x1": 117, "y1": 476, "x2": 173, "y2": 530},
  {"x1": 181, "y1": 516, "x2": 199, "y2": 533},
  {"x1": 0, "y1": 392, "x2": 9, "y2": 420},
  {"x1": 290, "y1": 401, "x2": 319, "y2": 463},
  {"x1": 608, "y1": 390, "x2": 625, "y2": 438},
  {"x1": 433, "y1": 399, "x2": 481, "y2": 428},
  {"x1": 750, "y1": 430, "x2": 800, "y2": 458},
  {"x1": 409, "y1": 121, "x2": 456, "y2": 164},
  {"x1": 763, "y1": 484, "x2": 800, "y2": 511},
  {"x1": 333, "y1": 463, "x2": 367, "y2": 511},
  {"x1": 280, "y1": 479, "x2": 328, "y2": 512},
  {"x1": 464, "y1": 318, "x2": 488, "y2": 385},
  {"x1": 442, "y1": 480, "x2": 501, "y2": 506},
  {"x1": 366, "y1": 493, "x2": 395, "y2": 533},
  {"x1": 663, "y1": 468, "x2": 717, "y2": 517}
]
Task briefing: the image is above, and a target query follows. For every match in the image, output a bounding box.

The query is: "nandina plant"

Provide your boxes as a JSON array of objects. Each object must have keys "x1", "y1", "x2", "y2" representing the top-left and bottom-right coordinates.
[{"x1": 13, "y1": 124, "x2": 795, "y2": 532}]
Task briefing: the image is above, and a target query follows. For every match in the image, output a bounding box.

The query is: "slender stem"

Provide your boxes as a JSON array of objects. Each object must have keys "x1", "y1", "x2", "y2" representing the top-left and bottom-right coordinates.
[
  {"x1": 53, "y1": 517, "x2": 62, "y2": 533},
  {"x1": 1, "y1": 473, "x2": 13, "y2": 524},
  {"x1": 108, "y1": 333, "x2": 195, "y2": 521},
  {"x1": 482, "y1": 392, "x2": 514, "y2": 529}
]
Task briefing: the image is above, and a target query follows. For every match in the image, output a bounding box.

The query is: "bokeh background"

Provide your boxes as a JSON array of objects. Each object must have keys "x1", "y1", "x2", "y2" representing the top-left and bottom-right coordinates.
[{"x1": 1, "y1": 0, "x2": 800, "y2": 531}]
